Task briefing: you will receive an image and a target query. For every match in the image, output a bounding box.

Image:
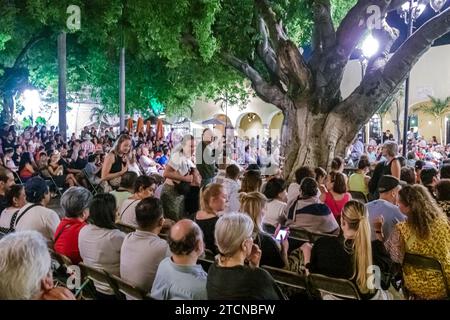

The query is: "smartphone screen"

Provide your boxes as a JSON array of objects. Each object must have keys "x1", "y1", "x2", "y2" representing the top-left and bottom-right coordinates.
[{"x1": 275, "y1": 229, "x2": 288, "y2": 241}]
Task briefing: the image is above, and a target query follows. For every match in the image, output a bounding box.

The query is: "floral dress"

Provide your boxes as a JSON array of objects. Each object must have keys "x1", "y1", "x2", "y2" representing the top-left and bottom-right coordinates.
[{"x1": 386, "y1": 217, "x2": 450, "y2": 299}]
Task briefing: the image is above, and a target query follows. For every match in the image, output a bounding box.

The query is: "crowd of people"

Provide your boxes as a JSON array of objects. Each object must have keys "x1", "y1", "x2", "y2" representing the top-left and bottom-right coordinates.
[{"x1": 0, "y1": 122, "x2": 449, "y2": 300}]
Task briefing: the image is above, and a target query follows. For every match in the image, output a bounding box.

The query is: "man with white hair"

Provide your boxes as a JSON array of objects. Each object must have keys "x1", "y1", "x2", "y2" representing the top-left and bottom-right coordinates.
[{"x1": 0, "y1": 230, "x2": 75, "y2": 300}]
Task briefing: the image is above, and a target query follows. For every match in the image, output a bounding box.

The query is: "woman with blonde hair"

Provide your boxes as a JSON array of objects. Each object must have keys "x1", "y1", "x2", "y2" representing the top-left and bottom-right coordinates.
[
  {"x1": 239, "y1": 192, "x2": 288, "y2": 268},
  {"x1": 101, "y1": 134, "x2": 132, "y2": 189},
  {"x1": 195, "y1": 183, "x2": 227, "y2": 253},
  {"x1": 206, "y1": 213, "x2": 282, "y2": 300},
  {"x1": 302, "y1": 200, "x2": 394, "y2": 299},
  {"x1": 385, "y1": 184, "x2": 450, "y2": 299}
]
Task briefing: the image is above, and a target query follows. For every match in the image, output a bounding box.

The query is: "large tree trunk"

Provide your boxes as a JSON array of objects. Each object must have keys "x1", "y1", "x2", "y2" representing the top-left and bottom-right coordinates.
[
  {"x1": 58, "y1": 32, "x2": 67, "y2": 140},
  {"x1": 281, "y1": 101, "x2": 360, "y2": 181}
]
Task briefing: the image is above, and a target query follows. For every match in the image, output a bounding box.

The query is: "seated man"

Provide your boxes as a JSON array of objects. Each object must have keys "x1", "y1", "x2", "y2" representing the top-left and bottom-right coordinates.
[
  {"x1": 0, "y1": 230, "x2": 75, "y2": 300},
  {"x1": 151, "y1": 219, "x2": 207, "y2": 300},
  {"x1": 120, "y1": 197, "x2": 170, "y2": 296}
]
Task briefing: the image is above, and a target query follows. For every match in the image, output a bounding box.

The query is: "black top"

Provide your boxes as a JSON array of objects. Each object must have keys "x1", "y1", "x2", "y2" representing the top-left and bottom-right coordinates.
[
  {"x1": 207, "y1": 263, "x2": 281, "y2": 300},
  {"x1": 110, "y1": 153, "x2": 123, "y2": 174},
  {"x1": 195, "y1": 216, "x2": 219, "y2": 254},
  {"x1": 0, "y1": 194, "x2": 7, "y2": 217},
  {"x1": 255, "y1": 231, "x2": 285, "y2": 269},
  {"x1": 310, "y1": 235, "x2": 395, "y2": 299},
  {"x1": 71, "y1": 157, "x2": 88, "y2": 170},
  {"x1": 383, "y1": 157, "x2": 399, "y2": 176}
]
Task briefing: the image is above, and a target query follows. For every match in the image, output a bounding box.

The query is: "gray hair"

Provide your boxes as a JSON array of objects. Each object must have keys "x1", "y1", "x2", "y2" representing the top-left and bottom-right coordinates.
[
  {"x1": 383, "y1": 141, "x2": 398, "y2": 157},
  {"x1": 0, "y1": 231, "x2": 51, "y2": 299},
  {"x1": 60, "y1": 187, "x2": 93, "y2": 218},
  {"x1": 214, "y1": 212, "x2": 254, "y2": 257}
]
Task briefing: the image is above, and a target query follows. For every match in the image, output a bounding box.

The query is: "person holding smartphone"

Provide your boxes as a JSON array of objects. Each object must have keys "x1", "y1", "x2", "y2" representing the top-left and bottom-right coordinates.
[
  {"x1": 206, "y1": 213, "x2": 283, "y2": 300},
  {"x1": 239, "y1": 192, "x2": 289, "y2": 269}
]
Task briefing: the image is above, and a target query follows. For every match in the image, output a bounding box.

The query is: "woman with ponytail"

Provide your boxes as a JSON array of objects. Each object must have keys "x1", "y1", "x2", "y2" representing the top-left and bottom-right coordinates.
[
  {"x1": 301, "y1": 200, "x2": 394, "y2": 299},
  {"x1": 239, "y1": 192, "x2": 289, "y2": 269},
  {"x1": 195, "y1": 183, "x2": 227, "y2": 253}
]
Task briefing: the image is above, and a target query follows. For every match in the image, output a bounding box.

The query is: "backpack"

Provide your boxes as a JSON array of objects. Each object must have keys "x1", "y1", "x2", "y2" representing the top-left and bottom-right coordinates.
[{"x1": 0, "y1": 204, "x2": 40, "y2": 235}]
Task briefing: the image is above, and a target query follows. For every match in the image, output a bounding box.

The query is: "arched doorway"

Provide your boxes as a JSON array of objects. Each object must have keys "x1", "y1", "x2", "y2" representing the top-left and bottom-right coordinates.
[
  {"x1": 238, "y1": 112, "x2": 263, "y2": 139},
  {"x1": 268, "y1": 111, "x2": 283, "y2": 139}
]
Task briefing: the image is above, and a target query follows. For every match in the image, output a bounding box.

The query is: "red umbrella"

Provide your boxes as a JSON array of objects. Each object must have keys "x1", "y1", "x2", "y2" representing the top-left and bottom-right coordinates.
[
  {"x1": 136, "y1": 117, "x2": 144, "y2": 133},
  {"x1": 156, "y1": 118, "x2": 164, "y2": 140}
]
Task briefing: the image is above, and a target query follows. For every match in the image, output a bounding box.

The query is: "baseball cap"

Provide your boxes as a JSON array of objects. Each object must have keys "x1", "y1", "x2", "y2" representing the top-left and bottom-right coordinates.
[
  {"x1": 378, "y1": 175, "x2": 406, "y2": 193},
  {"x1": 25, "y1": 176, "x2": 49, "y2": 203}
]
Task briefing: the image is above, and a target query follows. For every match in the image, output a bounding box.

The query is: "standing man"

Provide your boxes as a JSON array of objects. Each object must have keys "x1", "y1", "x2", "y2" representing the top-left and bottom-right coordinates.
[
  {"x1": 0, "y1": 167, "x2": 15, "y2": 215},
  {"x1": 196, "y1": 129, "x2": 217, "y2": 188}
]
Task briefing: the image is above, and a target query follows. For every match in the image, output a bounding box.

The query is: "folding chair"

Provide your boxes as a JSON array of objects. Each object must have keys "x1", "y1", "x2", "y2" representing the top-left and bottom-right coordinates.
[
  {"x1": 403, "y1": 252, "x2": 450, "y2": 299},
  {"x1": 349, "y1": 191, "x2": 368, "y2": 204},
  {"x1": 109, "y1": 274, "x2": 153, "y2": 300},
  {"x1": 78, "y1": 262, "x2": 122, "y2": 299},
  {"x1": 308, "y1": 273, "x2": 361, "y2": 300},
  {"x1": 198, "y1": 257, "x2": 214, "y2": 273},
  {"x1": 116, "y1": 222, "x2": 136, "y2": 234},
  {"x1": 39, "y1": 170, "x2": 63, "y2": 197},
  {"x1": 262, "y1": 265, "x2": 309, "y2": 300},
  {"x1": 82, "y1": 168, "x2": 99, "y2": 195},
  {"x1": 48, "y1": 249, "x2": 73, "y2": 288}
]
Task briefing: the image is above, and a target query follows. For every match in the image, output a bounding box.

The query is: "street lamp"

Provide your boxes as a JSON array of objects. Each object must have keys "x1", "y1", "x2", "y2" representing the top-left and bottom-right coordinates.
[
  {"x1": 359, "y1": 34, "x2": 379, "y2": 143},
  {"x1": 398, "y1": 0, "x2": 448, "y2": 156}
]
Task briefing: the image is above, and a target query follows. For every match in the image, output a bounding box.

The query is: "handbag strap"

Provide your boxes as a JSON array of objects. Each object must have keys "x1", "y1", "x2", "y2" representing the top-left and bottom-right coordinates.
[
  {"x1": 14, "y1": 204, "x2": 40, "y2": 228},
  {"x1": 120, "y1": 199, "x2": 139, "y2": 219}
]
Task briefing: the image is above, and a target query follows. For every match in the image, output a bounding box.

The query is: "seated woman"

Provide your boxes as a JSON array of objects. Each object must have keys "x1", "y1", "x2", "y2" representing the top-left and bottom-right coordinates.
[
  {"x1": 18, "y1": 152, "x2": 36, "y2": 182},
  {"x1": 240, "y1": 192, "x2": 288, "y2": 268},
  {"x1": 320, "y1": 171, "x2": 352, "y2": 221},
  {"x1": 78, "y1": 193, "x2": 126, "y2": 300},
  {"x1": 286, "y1": 177, "x2": 339, "y2": 235},
  {"x1": 101, "y1": 134, "x2": 131, "y2": 190},
  {"x1": 206, "y1": 213, "x2": 282, "y2": 300},
  {"x1": 118, "y1": 175, "x2": 156, "y2": 227},
  {"x1": 385, "y1": 185, "x2": 450, "y2": 299},
  {"x1": 348, "y1": 157, "x2": 371, "y2": 197},
  {"x1": 47, "y1": 151, "x2": 78, "y2": 188},
  {"x1": 195, "y1": 183, "x2": 226, "y2": 254},
  {"x1": 262, "y1": 178, "x2": 287, "y2": 229},
  {"x1": 3, "y1": 148, "x2": 18, "y2": 172},
  {"x1": 54, "y1": 187, "x2": 93, "y2": 265},
  {"x1": 302, "y1": 200, "x2": 394, "y2": 300},
  {"x1": 435, "y1": 179, "x2": 450, "y2": 219},
  {"x1": 0, "y1": 185, "x2": 27, "y2": 233}
]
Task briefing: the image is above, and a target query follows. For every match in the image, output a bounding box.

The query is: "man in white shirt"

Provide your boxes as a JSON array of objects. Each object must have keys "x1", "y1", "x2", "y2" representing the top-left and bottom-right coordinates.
[
  {"x1": 151, "y1": 219, "x2": 207, "y2": 300},
  {"x1": 120, "y1": 197, "x2": 171, "y2": 296},
  {"x1": 221, "y1": 164, "x2": 241, "y2": 214},
  {"x1": 15, "y1": 177, "x2": 60, "y2": 246}
]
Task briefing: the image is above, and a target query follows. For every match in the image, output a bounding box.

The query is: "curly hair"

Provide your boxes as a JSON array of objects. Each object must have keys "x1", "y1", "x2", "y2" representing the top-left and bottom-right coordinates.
[{"x1": 398, "y1": 184, "x2": 445, "y2": 239}]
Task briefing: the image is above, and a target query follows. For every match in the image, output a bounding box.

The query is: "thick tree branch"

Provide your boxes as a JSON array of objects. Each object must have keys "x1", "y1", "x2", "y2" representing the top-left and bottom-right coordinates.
[
  {"x1": 335, "y1": 7, "x2": 450, "y2": 125},
  {"x1": 383, "y1": 6, "x2": 450, "y2": 90},
  {"x1": 223, "y1": 53, "x2": 290, "y2": 110},
  {"x1": 257, "y1": 17, "x2": 288, "y2": 86},
  {"x1": 254, "y1": 0, "x2": 287, "y2": 51},
  {"x1": 12, "y1": 28, "x2": 51, "y2": 69},
  {"x1": 365, "y1": 20, "x2": 399, "y2": 75},
  {"x1": 311, "y1": 0, "x2": 336, "y2": 55},
  {"x1": 311, "y1": 0, "x2": 393, "y2": 113}
]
